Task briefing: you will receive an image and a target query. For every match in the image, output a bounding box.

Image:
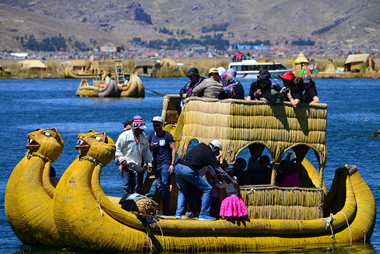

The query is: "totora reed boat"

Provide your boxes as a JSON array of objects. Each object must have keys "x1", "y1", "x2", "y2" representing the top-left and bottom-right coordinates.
[{"x1": 4, "y1": 96, "x2": 376, "y2": 252}]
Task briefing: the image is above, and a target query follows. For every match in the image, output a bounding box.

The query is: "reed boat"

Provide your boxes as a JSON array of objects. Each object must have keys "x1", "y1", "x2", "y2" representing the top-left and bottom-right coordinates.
[
  {"x1": 76, "y1": 73, "x2": 144, "y2": 98},
  {"x1": 5, "y1": 96, "x2": 376, "y2": 252},
  {"x1": 63, "y1": 65, "x2": 93, "y2": 79}
]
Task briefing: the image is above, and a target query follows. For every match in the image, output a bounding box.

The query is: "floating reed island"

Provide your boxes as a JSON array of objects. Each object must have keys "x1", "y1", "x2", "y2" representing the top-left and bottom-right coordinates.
[{"x1": 4, "y1": 96, "x2": 376, "y2": 252}]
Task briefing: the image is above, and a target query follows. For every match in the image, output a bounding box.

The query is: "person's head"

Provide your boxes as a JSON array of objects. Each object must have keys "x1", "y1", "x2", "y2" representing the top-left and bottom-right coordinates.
[
  {"x1": 227, "y1": 68, "x2": 237, "y2": 78},
  {"x1": 209, "y1": 140, "x2": 223, "y2": 156},
  {"x1": 132, "y1": 115, "x2": 146, "y2": 136},
  {"x1": 234, "y1": 158, "x2": 247, "y2": 171},
  {"x1": 152, "y1": 116, "x2": 164, "y2": 133},
  {"x1": 257, "y1": 73, "x2": 271, "y2": 91},
  {"x1": 50, "y1": 166, "x2": 56, "y2": 177},
  {"x1": 303, "y1": 75, "x2": 316, "y2": 89},
  {"x1": 217, "y1": 67, "x2": 226, "y2": 76},
  {"x1": 293, "y1": 76, "x2": 304, "y2": 91},
  {"x1": 187, "y1": 67, "x2": 199, "y2": 82},
  {"x1": 279, "y1": 71, "x2": 295, "y2": 86},
  {"x1": 259, "y1": 155, "x2": 270, "y2": 170},
  {"x1": 107, "y1": 73, "x2": 111, "y2": 77},
  {"x1": 208, "y1": 68, "x2": 221, "y2": 82},
  {"x1": 122, "y1": 118, "x2": 133, "y2": 131}
]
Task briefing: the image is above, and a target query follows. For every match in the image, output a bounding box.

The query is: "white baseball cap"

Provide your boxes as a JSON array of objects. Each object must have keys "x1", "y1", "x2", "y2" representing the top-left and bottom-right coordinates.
[
  {"x1": 152, "y1": 116, "x2": 164, "y2": 124},
  {"x1": 210, "y1": 140, "x2": 223, "y2": 150}
]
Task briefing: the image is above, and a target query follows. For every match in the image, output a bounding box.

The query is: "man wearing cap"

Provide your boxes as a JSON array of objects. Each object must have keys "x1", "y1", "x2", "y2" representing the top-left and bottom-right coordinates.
[
  {"x1": 175, "y1": 141, "x2": 238, "y2": 220},
  {"x1": 114, "y1": 118, "x2": 133, "y2": 165},
  {"x1": 115, "y1": 115, "x2": 153, "y2": 202},
  {"x1": 192, "y1": 68, "x2": 223, "y2": 98},
  {"x1": 175, "y1": 67, "x2": 206, "y2": 114},
  {"x1": 148, "y1": 116, "x2": 176, "y2": 215},
  {"x1": 301, "y1": 75, "x2": 319, "y2": 104},
  {"x1": 251, "y1": 72, "x2": 282, "y2": 103}
]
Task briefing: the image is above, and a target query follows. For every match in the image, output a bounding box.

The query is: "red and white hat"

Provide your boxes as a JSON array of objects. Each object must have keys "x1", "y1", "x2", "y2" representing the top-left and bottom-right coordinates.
[{"x1": 132, "y1": 115, "x2": 146, "y2": 129}]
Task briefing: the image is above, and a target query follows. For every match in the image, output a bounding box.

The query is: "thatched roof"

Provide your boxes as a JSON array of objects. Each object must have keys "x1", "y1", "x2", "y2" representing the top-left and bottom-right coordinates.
[
  {"x1": 134, "y1": 59, "x2": 155, "y2": 67},
  {"x1": 321, "y1": 58, "x2": 336, "y2": 73},
  {"x1": 18, "y1": 59, "x2": 47, "y2": 69},
  {"x1": 295, "y1": 52, "x2": 309, "y2": 63},
  {"x1": 345, "y1": 54, "x2": 371, "y2": 64},
  {"x1": 156, "y1": 58, "x2": 178, "y2": 67}
]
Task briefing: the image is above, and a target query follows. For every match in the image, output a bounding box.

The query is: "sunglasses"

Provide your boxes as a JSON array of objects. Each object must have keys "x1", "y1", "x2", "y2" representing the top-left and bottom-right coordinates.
[{"x1": 153, "y1": 124, "x2": 161, "y2": 127}]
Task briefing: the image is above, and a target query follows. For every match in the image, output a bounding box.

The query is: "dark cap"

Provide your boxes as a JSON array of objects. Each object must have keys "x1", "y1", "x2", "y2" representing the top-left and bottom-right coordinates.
[
  {"x1": 259, "y1": 73, "x2": 271, "y2": 85},
  {"x1": 122, "y1": 119, "x2": 133, "y2": 126},
  {"x1": 303, "y1": 75, "x2": 312, "y2": 83},
  {"x1": 187, "y1": 67, "x2": 199, "y2": 77}
]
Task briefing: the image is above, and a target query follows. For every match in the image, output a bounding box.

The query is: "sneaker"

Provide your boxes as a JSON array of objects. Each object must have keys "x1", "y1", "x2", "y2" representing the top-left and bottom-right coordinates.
[
  {"x1": 184, "y1": 212, "x2": 195, "y2": 219},
  {"x1": 198, "y1": 215, "x2": 216, "y2": 221},
  {"x1": 158, "y1": 210, "x2": 171, "y2": 216},
  {"x1": 175, "y1": 215, "x2": 181, "y2": 219}
]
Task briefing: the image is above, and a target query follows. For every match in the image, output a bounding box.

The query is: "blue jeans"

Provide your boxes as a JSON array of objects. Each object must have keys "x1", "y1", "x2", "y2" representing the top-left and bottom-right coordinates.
[
  {"x1": 121, "y1": 169, "x2": 144, "y2": 197},
  {"x1": 154, "y1": 163, "x2": 171, "y2": 211},
  {"x1": 175, "y1": 164, "x2": 212, "y2": 217}
]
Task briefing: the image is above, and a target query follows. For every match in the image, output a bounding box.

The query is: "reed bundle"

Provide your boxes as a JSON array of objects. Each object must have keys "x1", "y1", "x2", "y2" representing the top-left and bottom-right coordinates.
[{"x1": 240, "y1": 186, "x2": 324, "y2": 220}]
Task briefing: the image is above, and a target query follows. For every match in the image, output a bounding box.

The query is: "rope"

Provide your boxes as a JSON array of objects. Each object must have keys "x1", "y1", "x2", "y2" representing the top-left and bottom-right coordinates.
[
  {"x1": 321, "y1": 213, "x2": 336, "y2": 242},
  {"x1": 78, "y1": 155, "x2": 105, "y2": 167},
  {"x1": 96, "y1": 192, "x2": 104, "y2": 217},
  {"x1": 153, "y1": 218, "x2": 165, "y2": 248},
  {"x1": 25, "y1": 151, "x2": 53, "y2": 162},
  {"x1": 338, "y1": 211, "x2": 352, "y2": 245}
]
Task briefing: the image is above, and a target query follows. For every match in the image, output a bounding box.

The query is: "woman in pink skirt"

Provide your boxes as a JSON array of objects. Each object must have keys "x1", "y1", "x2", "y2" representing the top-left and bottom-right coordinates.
[{"x1": 216, "y1": 169, "x2": 248, "y2": 219}]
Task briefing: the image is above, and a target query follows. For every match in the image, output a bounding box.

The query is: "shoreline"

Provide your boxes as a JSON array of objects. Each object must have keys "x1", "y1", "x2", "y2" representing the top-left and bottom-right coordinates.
[{"x1": 1, "y1": 73, "x2": 380, "y2": 79}]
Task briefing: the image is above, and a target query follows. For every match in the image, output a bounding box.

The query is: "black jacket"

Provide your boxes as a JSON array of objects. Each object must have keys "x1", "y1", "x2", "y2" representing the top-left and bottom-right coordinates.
[{"x1": 179, "y1": 76, "x2": 206, "y2": 98}]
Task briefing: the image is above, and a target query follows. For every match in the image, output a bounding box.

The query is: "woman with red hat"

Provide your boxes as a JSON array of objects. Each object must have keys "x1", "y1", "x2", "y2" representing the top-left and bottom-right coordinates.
[{"x1": 279, "y1": 71, "x2": 303, "y2": 108}]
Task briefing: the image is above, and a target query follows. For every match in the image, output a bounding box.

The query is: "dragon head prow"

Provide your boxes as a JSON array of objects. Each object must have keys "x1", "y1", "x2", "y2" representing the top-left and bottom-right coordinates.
[
  {"x1": 26, "y1": 128, "x2": 64, "y2": 162},
  {"x1": 76, "y1": 130, "x2": 115, "y2": 166}
]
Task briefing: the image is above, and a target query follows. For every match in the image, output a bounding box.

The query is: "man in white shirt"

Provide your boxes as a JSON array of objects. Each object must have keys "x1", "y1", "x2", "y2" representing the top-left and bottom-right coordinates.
[{"x1": 115, "y1": 115, "x2": 153, "y2": 203}]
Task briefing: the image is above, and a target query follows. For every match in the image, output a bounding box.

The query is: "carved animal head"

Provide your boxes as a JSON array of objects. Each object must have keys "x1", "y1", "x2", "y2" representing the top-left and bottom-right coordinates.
[
  {"x1": 75, "y1": 130, "x2": 115, "y2": 166},
  {"x1": 26, "y1": 128, "x2": 64, "y2": 162}
]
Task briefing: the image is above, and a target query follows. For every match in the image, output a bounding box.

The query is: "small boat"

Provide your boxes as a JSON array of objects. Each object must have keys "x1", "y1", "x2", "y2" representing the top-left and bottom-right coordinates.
[
  {"x1": 4, "y1": 96, "x2": 376, "y2": 252},
  {"x1": 76, "y1": 73, "x2": 144, "y2": 98},
  {"x1": 228, "y1": 59, "x2": 293, "y2": 79},
  {"x1": 63, "y1": 65, "x2": 94, "y2": 79}
]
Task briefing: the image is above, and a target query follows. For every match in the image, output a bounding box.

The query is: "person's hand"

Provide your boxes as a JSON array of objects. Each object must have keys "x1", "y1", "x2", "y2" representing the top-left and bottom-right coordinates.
[
  {"x1": 287, "y1": 89, "x2": 292, "y2": 99},
  {"x1": 232, "y1": 180, "x2": 238, "y2": 190},
  {"x1": 114, "y1": 158, "x2": 118, "y2": 165},
  {"x1": 148, "y1": 164, "x2": 153, "y2": 173},
  {"x1": 216, "y1": 154, "x2": 221, "y2": 161},
  {"x1": 118, "y1": 164, "x2": 123, "y2": 173},
  {"x1": 169, "y1": 164, "x2": 175, "y2": 174},
  {"x1": 256, "y1": 89, "x2": 262, "y2": 96},
  {"x1": 182, "y1": 93, "x2": 186, "y2": 99},
  {"x1": 148, "y1": 142, "x2": 154, "y2": 151}
]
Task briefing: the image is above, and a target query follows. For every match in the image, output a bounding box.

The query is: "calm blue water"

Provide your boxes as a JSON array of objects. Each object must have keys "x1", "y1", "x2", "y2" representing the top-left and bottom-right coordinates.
[{"x1": 0, "y1": 78, "x2": 379, "y2": 253}]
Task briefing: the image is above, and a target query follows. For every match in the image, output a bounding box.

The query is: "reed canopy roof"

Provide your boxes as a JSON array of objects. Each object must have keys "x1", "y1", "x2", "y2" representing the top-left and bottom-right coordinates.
[
  {"x1": 295, "y1": 52, "x2": 309, "y2": 64},
  {"x1": 176, "y1": 97, "x2": 327, "y2": 167},
  {"x1": 18, "y1": 59, "x2": 46, "y2": 69}
]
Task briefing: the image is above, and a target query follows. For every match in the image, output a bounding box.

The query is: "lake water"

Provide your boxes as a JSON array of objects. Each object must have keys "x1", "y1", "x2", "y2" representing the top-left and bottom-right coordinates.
[{"x1": 0, "y1": 77, "x2": 379, "y2": 253}]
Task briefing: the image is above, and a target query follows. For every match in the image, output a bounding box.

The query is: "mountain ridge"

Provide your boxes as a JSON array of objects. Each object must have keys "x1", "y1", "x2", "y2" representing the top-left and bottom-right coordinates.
[{"x1": 1, "y1": 0, "x2": 379, "y2": 51}]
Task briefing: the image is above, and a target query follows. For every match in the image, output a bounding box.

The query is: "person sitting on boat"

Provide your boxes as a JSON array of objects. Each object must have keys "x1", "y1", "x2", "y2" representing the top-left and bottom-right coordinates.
[
  {"x1": 279, "y1": 71, "x2": 303, "y2": 108},
  {"x1": 301, "y1": 75, "x2": 319, "y2": 104},
  {"x1": 216, "y1": 169, "x2": 248, "y2": 220},
  {"x1": 175, "y1": 67, "x2": 206, "y2": 114},
  {"x1": 218, "y1": 70, "x2": 245, "y2": 100},
  {"x1": 115, "y1": 115, "x2": 153, "y2": 206},
  {"x1": 148, "y1": 116, "x2": 176, "y2": 216},
  {"x1": 192, "y1": 68, "x2": 223, "y2": 98},
  {"x1": 246, "y1": 155, "x2": 272, "y2": 185},
  {"x1": 175, "y1": 140, "x2": 237, "y2": 221},
  {"x1": 251, "y1": 73, "x2": 282, "y2": 104},
  {"x1": 246, "y1": 70, "x2": 281, "y2": 101},
  {"x1": 104, "y1": 73, "x2": 111, "y2": 88},
  {"x1": 277, "y1": 155, "x2": 301, "y2": 188}
]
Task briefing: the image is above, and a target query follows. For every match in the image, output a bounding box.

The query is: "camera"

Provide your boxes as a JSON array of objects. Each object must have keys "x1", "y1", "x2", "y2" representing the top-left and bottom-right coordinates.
[
  {"x1": 152, "y1": 142, "x2": 158, "y2": 147},
  {"x1": 283, "y1": 86, "x2": 289, "y2": 93}
]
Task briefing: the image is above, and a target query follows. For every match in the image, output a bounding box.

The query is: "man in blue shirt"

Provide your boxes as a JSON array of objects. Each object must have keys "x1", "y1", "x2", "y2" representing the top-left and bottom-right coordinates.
[{"x1": 149, "y1": 116, "x2": 176, "y2": 215}]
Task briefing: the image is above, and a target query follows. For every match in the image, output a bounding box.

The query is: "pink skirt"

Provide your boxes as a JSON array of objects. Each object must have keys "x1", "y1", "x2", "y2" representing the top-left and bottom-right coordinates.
[{"x1": 219, "y1": 196, "x2": 248, "y2": 218}]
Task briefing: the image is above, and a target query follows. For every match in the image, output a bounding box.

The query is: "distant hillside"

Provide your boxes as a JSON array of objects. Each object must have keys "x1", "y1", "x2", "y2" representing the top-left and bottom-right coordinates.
[{"x1": 0, "y1": 0, "x2": 379, "y2": 51}]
